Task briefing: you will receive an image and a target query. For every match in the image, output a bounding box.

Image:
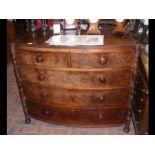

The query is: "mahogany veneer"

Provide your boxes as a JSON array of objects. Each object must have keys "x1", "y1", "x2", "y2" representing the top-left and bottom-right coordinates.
[{"x1": 10, "y1": 31, "x2": 140, "y2": 133}]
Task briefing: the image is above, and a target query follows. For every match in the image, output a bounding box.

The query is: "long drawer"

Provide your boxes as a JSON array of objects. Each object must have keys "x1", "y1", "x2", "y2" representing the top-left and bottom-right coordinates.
[
  {"x1": 27, "y1": 101, "x2": 127, "y2": 126},
  {"x1": 18, "y1": 66, "x2": 132, "y2": 88},
  {"x1": 23, "y1": 81, "x2": 129, "y2": 107}
]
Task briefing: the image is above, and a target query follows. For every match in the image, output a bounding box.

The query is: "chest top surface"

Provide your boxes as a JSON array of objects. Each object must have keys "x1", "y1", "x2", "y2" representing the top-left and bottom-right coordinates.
[{"x1": 15, "y1": 31, "x2": 136, "y2": 51}]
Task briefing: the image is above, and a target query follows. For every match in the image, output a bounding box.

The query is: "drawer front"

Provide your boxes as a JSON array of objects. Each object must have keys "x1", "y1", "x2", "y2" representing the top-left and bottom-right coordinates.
[
  {"x1": 16, "y1": 50, "x2": 69, "y2": 68},
  {"x1": 18, "y1": 66, "x2": 132, "y2": 88},
  {"x1": 70, "y1": 48, "x2": 134, "y2": 68},
  {"x1": 23, "y1": 82, "x2": 129, "y2": 107},
  {"x1": 27, "y1": 101, "x2": 127, "y2": 126}
]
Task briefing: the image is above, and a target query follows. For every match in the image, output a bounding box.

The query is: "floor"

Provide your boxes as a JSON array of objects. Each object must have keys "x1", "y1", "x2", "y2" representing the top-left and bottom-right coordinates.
[{"x1": 7, "y1": 62, "x2": 135, "y2": 135}]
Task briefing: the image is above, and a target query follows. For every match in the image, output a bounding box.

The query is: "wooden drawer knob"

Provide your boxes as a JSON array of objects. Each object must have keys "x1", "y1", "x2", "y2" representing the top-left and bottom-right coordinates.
[
  {"x1": 98, "y1": 96, "x2": 105, "y2": 102},
  {"x1": 38, "y1": 74, "x2": 45, "y2": 81},
  {"x1": 42, "y1": 109, "x2": 51, "y2": 115},
  {"x1": 36, "y1": 53, "x2": 44, "y2": 63},
  {"x1": 99, "y1": 75, "x2": 106, "y2": 83},
  {"x1": 41, "y1": 92, "x2": 47, "y2": 98},
  {"x1": 100, "y1": 55, "x2": 107, "y2": 65}
]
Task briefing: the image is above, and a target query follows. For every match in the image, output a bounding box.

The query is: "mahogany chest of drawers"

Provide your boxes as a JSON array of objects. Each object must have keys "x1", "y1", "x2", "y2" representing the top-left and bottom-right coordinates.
[{"x1": 10, "y1": 32, "x2": 140, "y2": 133}]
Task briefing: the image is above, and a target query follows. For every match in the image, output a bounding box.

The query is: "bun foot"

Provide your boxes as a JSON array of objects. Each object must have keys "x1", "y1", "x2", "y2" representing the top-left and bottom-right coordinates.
[
  {"x1": 25, "y1": 118, "x2": 31, "y2": 124},
  {"x1": 123, "y1": 126, "x2": 130, "y2": 133}
]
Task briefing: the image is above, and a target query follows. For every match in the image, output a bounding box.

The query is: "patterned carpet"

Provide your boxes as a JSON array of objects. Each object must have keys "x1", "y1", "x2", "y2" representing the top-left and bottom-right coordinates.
[{"x1": 7, "y1": 62, "x2": 135, "y2": 135}]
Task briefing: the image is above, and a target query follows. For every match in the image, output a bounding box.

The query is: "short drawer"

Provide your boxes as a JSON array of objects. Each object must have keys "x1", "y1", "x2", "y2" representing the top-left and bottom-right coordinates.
[
  {"x1": 16, "y1": 50, "x2": 69, "y2": 68},
  {"x1": 70, "y1": 47, "x2": 134, "y2": 68},
  {"x1": 23, "y1": 81, "x2": 129, "y2": 107},
  {"x1": 27, "y1": 101, "x2": 127, "y2": 126},
  {"x1": 18, "y1": 66, "x2": 132, "y2": 88}
]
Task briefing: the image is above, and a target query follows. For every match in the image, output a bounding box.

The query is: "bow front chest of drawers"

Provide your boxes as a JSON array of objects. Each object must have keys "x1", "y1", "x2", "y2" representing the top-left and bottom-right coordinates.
[{"x1": 11, "y1": 32, "x2": 140, "y2": 133}]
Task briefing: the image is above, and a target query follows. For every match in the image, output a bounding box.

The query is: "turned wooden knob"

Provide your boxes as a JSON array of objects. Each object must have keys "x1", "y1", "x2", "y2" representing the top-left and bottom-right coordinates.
[
  {"x1": 41, "y1": 92, "x2": 47, "y2": 98},
  {"x1": 98, "y1": 96, "x2": 105, "y2": 102},
  {"x1": 38, "y1": 74, "x2": 45, "y2": 81},
  {"x1": 100, "y1": 55, "x2": 107, "y2": 65},
  {"x1": 42, "y1": 109, "x2": 50, "y2": 115},
  {"x1": 36, "y1": 53, "x2": 44, "y2": 63},
  {"x1": 99, "y1": 75, "x2": 106, "y2": 83}
]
